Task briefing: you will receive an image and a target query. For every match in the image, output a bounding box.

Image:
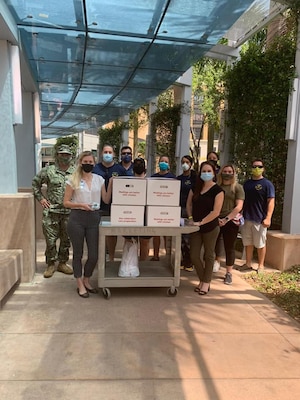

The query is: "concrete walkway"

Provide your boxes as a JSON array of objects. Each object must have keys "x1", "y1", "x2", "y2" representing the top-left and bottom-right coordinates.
[{"x1": 0, "y1": 240, "x2": 300, "y2": 400}]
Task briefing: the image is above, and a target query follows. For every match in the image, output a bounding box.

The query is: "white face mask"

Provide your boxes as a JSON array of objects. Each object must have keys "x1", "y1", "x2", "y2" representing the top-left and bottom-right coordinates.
[{"x1": 182, "y1": 163, "x2": 190, "y2": 172}]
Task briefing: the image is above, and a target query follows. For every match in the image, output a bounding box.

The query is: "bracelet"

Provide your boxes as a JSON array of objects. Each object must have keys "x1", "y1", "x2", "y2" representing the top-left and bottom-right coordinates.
[{"x1": 188, "y1": 216, "x2": 193, "y2": 220}]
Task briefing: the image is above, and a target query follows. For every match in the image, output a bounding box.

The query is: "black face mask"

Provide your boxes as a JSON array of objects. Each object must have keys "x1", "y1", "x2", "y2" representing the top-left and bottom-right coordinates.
[
  {"x1": 82, "y1": 164, "x2": 94, "y2": 173},
  {"x1": 133, "y1": 165, "x2": 145, "y2": 175}
]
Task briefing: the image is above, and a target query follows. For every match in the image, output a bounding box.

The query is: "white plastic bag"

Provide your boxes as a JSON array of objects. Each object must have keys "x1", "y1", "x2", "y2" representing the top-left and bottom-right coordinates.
[{"x1": 118, "y1": 239, "x2": 140, "y2": 277}]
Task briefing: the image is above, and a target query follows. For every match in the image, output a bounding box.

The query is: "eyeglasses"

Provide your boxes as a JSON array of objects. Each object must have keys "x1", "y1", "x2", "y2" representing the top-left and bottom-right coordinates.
[
  {"x1": 252, "y1": 165, "x2": 264, "y2": 168},
  {"x1": 121, "y1": 152, "x2": 132, "y2": 155}
]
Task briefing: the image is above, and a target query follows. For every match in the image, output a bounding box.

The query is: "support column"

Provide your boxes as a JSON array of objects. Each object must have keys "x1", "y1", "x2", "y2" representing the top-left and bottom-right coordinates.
[
  {"x1": 282, "y1": 19, "x2": 300, "y2": 234},
  {"x1": 0, "y1": 40, "x2": 17, "y2": 194},
  {"x1": 146, "y1": 99, "x2": 158, "y2": 176},
  {"x1": 173, "y1": 68, "x2": 192, "y2": 176}
]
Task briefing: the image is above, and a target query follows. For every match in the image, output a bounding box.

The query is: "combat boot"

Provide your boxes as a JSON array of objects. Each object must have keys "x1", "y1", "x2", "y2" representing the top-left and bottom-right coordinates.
[
  {"x1": 57, "y1": 262, "x2": 73, "y2": 275},
  {"x1": 44, "y1": 263, "x2": 56, "y2": 278}
]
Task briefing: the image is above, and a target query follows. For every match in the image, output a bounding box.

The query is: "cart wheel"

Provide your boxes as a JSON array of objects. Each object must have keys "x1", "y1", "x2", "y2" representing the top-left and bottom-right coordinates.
[
  {"x1": 167, "y1": 287, "x2": 178, "y2": 297},
  {"x1": 102, "y1": 288, "x2": 111, "y2": 299}
]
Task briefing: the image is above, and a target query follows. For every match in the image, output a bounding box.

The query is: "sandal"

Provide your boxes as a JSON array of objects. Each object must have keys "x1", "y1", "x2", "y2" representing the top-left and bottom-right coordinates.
[
  {"x1": 194, "y1": 286, "x2": 201, "y2": 292},
  {"x1": 199, "y1": 290, "x2": 209, "y2": 295},
  {"x1": 199, "y1": 284, "x2": 210, "y2": 295}
]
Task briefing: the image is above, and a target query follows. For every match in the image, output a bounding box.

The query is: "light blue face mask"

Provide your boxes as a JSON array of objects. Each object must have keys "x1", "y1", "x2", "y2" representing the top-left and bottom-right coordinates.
[
  {"x1": 200, "y1": 172, "x2": 214, "y2": 181},
  {"x1": 103, "y1": 153, "x2": 113, "y2": 163},
  {"x1": 159, "y1": 161, "x2": 169, "y2": 171}
]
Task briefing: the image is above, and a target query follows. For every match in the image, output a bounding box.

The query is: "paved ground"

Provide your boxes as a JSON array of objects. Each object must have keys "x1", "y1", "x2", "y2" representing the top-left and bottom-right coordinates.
[{"x1": 0, "y1": 239, "x2": 300, "y2": 400}]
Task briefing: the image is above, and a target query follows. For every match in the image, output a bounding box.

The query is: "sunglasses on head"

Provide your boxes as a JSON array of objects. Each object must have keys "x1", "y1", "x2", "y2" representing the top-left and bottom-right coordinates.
[{"x1": 252, "y1": 165, "x2": 264, "y2": 168}]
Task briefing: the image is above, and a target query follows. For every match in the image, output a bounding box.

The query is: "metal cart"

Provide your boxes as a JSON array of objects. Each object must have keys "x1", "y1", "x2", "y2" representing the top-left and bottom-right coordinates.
[{"x1": 98, "y1": 222, "x2": 198, "y2": 299}]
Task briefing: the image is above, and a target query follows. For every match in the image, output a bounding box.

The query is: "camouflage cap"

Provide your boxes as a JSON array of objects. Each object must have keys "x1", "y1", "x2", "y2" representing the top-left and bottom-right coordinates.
[{"x1": 57, "y1": 145, "x2": 72, "y2": 154}]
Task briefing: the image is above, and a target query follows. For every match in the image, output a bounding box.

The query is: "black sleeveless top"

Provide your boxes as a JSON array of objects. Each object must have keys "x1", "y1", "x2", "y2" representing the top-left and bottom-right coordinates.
[{"x1": 192, "y1": 184, "x2": 223, "y2": 233}]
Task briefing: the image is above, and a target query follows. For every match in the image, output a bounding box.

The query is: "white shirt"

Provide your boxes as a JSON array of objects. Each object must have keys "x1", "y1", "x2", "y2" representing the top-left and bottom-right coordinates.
[{"x1": 67, "y1": 174, "x2": 105, "y2": 208}]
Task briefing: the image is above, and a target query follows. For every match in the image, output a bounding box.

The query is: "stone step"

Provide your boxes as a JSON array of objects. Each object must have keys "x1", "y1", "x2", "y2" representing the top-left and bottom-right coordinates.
[{"x1": 0, "y1": 250, "x2": 23, "y2": 306}]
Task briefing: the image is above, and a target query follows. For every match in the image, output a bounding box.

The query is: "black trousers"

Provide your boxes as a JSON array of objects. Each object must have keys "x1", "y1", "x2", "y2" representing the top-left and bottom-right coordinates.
[
  {"x1": 67, "y1": 209, "x2": 101, "y2": 278},
  {"x1": 216, "y1": 221, "x2": 239, "y2": 266}
]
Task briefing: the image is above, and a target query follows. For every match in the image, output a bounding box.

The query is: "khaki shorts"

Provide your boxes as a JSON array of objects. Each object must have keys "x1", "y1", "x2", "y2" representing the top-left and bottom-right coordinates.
[{"x1": 240, "y1": 220, "x2": 267, "y2": 248}]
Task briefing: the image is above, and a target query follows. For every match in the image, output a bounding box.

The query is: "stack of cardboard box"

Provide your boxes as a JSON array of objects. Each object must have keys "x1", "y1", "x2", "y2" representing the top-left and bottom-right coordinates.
[{"x1": 111, "y1": 177, "x2": 181, "y2": 227}]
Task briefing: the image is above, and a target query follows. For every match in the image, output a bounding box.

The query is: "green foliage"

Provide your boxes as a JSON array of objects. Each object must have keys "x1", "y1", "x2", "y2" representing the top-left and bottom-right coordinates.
[
  {"x1": 243, "y1": 265, "x2": 300, "y2": 322},
  {"x1": 137, "y1": 141, "x2": 146, "y2": 158},
  {"x1": 192, "y1": 58, "x2": 226, "y2": 128},
  {"x1": 129, "y1": 106, "x2": 149, "y2": 157},
  {"x1": 98, "y1": 120, "x2": 127, "y2": 157},
  {"x1": 53, "y1": 135, "x2": 78, "y2": 159},
  {"x1": 224, "y1": 33, "x2": 297, "y2": 227},
  {"x1": 151, "y1": 93, "x2": 182, "y2": 173},
  {"x1": 191, "y1": 58, "x2": 226, "y2": 169}
]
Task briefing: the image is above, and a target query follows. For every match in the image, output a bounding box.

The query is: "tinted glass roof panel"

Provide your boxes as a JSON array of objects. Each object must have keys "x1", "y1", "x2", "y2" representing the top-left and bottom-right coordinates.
[
  {"x1": 4, "y1": 0, "x2": 264, "y2": 138},
  {"x1": 74, "y1": 86, "x2": 121, "y2": 105},
  {"x1": 86, "y1": 0, "x2": 160, "y2": 36}
]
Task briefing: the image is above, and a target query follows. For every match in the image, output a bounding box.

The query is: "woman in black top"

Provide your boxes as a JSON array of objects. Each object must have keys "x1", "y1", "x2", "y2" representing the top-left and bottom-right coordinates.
[
  {"x1": 177, "y1": 155, "x2": 197, "y2": 271},
  {"x1": 186, "y1": 161, "x2": 224, "y2": 295}
]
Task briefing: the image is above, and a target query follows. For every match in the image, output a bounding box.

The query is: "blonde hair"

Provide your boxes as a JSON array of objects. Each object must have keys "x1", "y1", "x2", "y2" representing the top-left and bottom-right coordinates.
[
  {"x1": 69, "y1": 151, "x2": 95, "y2": 189},
  {"x1": 216, "y1": 164, "x2": 238, "y2": 193}
]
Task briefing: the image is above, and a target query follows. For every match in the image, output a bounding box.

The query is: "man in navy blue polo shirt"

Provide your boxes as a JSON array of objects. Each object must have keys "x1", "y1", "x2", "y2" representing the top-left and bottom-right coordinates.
[
  {"x1": 120, "y1": 145, "x2": 134, "y2": 176},
  {"x1": 93, "y1": 144, "x2": 127, "y2": 261},
  {"x1": 238, "y1": 158, "x2": 275, "y2": 272}
]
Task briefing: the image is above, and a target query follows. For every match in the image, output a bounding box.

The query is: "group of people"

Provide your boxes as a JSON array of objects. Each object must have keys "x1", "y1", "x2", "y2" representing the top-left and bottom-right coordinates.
[
  {"x1": 182, "y1": 153, "x2": 275, "y2": 295},
  {"x1": 33, "y1": 144, "x2": 120, "y2": 297},
  {"x1": 32, "y1": 144, "x2": 275, "y2": 299}
]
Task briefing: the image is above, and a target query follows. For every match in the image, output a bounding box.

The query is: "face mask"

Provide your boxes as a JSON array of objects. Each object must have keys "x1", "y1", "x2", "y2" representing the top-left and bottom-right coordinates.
[
  {"x1": 222, "y1": 173, "x2": 233, "y2": 180},
  {"x1": 251, "y1": 167, "x2": 263, "y2": 177},
  {"x1": 82, "y1": 164, "x2": 94, "y2": 173},
  {"x1": 182, "y1": 163, "x2": 190, "y2": 172},
  {"x1": 133, "y1": 165, "x2": 145, "y2": 175},
  {"x1": 200, "y1": 172, "x2": 214, "y2": 181},
  {"x1": 121, "y1": 154, "x2": 132, "y2": 163},
  {"x1": 103, "y1": 153, "x2": 113, "y2": 163},
  {"x1": 208, "y1": 159, "x2": 218, "y2": 167},
  {"x1": 58, "y1": 155, "x2": 72, "y2": 165},
  {"x1": 159, "y1": 162, "x2": 169, "y2": 171}
]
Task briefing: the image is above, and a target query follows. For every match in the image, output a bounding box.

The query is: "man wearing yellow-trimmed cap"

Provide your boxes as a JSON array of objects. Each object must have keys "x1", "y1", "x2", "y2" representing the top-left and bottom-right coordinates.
[{"x1": 32, "y1": 144, "x2": 75, "y2": 278}]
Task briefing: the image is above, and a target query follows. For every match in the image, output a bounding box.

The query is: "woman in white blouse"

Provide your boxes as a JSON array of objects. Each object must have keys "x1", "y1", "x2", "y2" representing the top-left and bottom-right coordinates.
[{"x1": 64, "y1": 151, "x2": 112, "y2": 298}]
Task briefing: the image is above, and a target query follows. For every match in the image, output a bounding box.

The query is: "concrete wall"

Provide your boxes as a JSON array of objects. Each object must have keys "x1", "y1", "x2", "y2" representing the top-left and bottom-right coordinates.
[
  {"x1": 266, "y1": 230, "x2": 300, "y2": 271},
  {"x1": 0, "y1": 193, "x2": 35, "y2": 282}
]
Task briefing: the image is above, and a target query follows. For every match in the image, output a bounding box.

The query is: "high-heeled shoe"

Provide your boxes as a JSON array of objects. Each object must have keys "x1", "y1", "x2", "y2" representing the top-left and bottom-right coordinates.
[
  {"x1": 85, "y1": 286, "x2": 98, "y2": 294},
  {"x1": 77, "y1": 288, "x2": 89, "y2": 298},
  {"x1": 199, "y1": 284, "x2": 210, "y2": 295}
]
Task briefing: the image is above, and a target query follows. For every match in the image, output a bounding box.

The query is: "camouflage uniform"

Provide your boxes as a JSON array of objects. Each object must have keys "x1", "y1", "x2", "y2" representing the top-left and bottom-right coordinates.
[{"x1": 32, "y1": 163, "x2": 75, "y2": 266}]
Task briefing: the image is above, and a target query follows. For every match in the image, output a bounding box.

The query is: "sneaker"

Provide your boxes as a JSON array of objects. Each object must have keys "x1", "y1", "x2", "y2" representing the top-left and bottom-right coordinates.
[
  {"x1": 213, "y1": 260, "x2": 220, "y2": 272},
  {"x1": 180, "y1": 265, "x2": 185, "y2": 270},
  {"x1": 224, "y1": 272, "x2": 232, "y2": 285},
  {"x1": 237, "y1": 263, "x2": 252, "y2": 272},
  {"x1": 44, "y1": 263, "x2": 55, "y2": 278},
  {"x1": 57, "y1": 263, "x2": 73, "y2": 275},
  {"x1": 185, "y1": 265, "x2": 194, "y2": 272}
]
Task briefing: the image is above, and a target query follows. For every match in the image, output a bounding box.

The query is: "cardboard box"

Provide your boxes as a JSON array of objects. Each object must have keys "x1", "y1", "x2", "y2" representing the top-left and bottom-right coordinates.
[
  {"x1": 112, "y1": 177, "x2": 147, "y2": 205},
  {"x1": 146, "y1": 178, "x2": 180, "y2": 206},
  {"x1": 110, "y1": 205, "x2": 145, "y2": 226},
  {"x1": 146, "y1": 206, "x2": 181, "y2": 227}
]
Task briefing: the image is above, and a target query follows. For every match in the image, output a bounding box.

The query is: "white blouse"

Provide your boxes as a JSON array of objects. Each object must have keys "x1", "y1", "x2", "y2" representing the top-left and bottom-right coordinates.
[{"x1": 67, "y1": 174, "x2": 105, "y2": 209}]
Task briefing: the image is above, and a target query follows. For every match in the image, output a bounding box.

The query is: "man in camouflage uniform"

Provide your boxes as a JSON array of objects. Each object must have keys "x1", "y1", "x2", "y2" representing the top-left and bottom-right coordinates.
[{"x1": 32, "y1": 145, "x2": 75, "y2": 278}]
